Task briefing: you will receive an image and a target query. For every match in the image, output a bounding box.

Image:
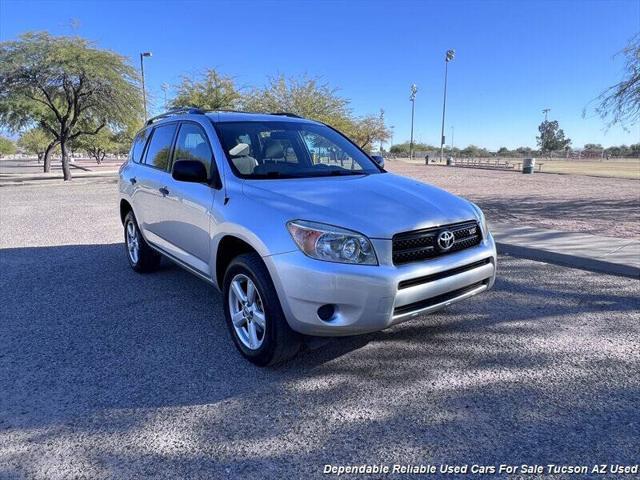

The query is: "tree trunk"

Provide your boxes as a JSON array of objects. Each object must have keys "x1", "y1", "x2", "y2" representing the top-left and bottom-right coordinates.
[
  {"x1": 61, "y1": 140, "x2": 72, "y2": 181},
  {"x1": 43, "y1": 141, "x2": 58, "y2": 173}
]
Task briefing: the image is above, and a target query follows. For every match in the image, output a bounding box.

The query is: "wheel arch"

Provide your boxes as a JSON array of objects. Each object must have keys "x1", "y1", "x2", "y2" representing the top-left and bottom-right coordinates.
[
  {"x1": 120, "y1": 199, "x2": 133, "y2": 225},
  {"x1": 215, "y1": 235, "x2": 260, "y2": 289}
]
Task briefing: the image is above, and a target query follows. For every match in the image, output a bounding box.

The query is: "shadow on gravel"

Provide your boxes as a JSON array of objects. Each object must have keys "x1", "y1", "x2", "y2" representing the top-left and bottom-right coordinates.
[
  {"x1": 1, "y1": 243, "x2": 639, "y2": 477},
  {"x1": 476, "y1": 197, "x2": 640, "y2": 236}
]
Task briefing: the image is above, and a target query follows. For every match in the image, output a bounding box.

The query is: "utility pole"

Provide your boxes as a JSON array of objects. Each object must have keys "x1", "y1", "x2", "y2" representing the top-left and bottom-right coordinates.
[
  {"x1": 139, "y1": 51, "x2": 152, "y2": 122},
  {"x1": 409, "y1": 84, "x2": 418, "y2": 161},
  {"x1": 439, "y1": 49, "x2": 455, "y2": 162}
]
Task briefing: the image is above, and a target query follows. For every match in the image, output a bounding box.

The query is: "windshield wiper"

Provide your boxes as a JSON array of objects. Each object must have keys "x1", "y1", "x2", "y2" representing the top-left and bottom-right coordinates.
[
  {"x1": 250, "y1": 171, "x2": 302, "y2": 179},
  {"x1": 322, "y1": 170, "x2": 369, "y2": 177}
]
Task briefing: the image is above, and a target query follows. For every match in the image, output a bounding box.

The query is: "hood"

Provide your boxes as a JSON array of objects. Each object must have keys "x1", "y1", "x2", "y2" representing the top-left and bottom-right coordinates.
[{"x1": 241, "y1": 172, "x2": 478, "y2": 239}]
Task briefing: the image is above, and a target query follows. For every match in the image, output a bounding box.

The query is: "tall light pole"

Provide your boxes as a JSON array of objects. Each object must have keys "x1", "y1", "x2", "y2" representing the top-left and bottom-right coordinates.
[
  {"x1": 541, "y1": 108, "x2": 550, "y2": 153},
  {"x1": 439, "y1": 49, "x2": 455, "y2": 162},
  {"x1": 409, "y1": 84, "x2": 418, "y2": 161},
  {"x1": 450, "y1": 125, "x2": 455, "y2": 155},
  {"x1": 161, "y1": 82, "x2": 169, "y2": 110},
  {"x1": 139, "y1": 51, "x2": 152, "y2": 122}
]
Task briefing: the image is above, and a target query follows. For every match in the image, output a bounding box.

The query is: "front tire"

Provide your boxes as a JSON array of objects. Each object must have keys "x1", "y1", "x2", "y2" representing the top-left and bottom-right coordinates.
[
  {"x1": 124, "y1": 211, "x2": 161, "y2": 273},
  {"x1": 223, "y1": 253, "x2": 302, "y2": 366}
]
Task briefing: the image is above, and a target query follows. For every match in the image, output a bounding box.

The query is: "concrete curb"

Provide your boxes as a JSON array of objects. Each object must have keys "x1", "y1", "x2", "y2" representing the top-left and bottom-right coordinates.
[{"x1": 496, "y1": 241, "x2": 640, "y2": 279}]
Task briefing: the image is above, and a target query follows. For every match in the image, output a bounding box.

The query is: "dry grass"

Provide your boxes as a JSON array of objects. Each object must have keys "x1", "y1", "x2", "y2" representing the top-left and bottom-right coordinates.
[
  {"x1": 535, "y1": 158, "x2": 639, "y2": 179},
  {"x1": 396, "y1": 157, "x2": 640, "y2": 180}
]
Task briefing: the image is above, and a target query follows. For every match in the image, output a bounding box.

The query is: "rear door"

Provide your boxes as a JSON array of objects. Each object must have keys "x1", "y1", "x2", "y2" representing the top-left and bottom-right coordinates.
[
  {"x1": 161, "y1": 121, "x2": 216, "y2": 275},
  {"x1": 136, "y1": 122, "x2": 178, "y2": 245}
]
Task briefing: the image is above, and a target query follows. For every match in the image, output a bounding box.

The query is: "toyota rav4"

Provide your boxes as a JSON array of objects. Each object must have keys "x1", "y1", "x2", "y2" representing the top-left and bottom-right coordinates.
[{"x1": 119, "y1": 108, "x2": 497, "y2": 365}]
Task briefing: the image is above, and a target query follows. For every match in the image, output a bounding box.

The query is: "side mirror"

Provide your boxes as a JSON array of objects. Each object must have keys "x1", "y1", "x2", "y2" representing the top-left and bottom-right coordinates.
[
  {"x1": 172, "y1": 160, "x2": 208, "y2": 183},
  {"x1": 370, "y1": 155, "x2": 385, "y2": 168}
]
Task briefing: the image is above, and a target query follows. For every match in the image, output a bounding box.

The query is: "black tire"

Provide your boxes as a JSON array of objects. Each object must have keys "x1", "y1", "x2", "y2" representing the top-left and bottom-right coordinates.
[
  {"x1": 223, "y1": 253, "x2": 302, "y2": 366},
  {"x1": 123, "y1": 211, "x2": 161, "y2": 273}
]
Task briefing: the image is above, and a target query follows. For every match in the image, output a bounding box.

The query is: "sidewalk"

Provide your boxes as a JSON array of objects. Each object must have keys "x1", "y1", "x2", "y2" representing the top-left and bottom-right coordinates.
[
  {"x1": 0, "y1": 170, "x2": 119, "y2": 184},
  {"x1": 491, "y1": 223, "x2": 640, "y2": 279}
]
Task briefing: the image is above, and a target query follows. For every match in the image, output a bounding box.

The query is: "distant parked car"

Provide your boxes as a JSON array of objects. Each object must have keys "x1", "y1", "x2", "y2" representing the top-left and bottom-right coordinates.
[{"x1": 119, "y1": 108, "x2": 497, "y2": 365}]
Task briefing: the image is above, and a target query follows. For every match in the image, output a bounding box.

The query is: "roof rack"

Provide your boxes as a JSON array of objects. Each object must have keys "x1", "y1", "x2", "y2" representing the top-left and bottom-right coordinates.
[
  {"x1": 270, "y1": 112, "x2": 302, "y2": 118},
  {"x1": 145, "y1": 107, "x2": 205, "y2": 126}
]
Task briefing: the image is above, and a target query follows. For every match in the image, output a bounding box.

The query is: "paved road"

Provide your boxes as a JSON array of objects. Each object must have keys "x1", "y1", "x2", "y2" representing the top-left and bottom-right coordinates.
[{"x1": 1, "y1": 182, "x2": 639, "y2": 479}]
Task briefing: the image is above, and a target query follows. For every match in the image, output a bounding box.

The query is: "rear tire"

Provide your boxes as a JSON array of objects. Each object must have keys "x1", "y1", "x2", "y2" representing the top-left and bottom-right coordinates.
[
  {"x1": 124, "y1": 211, "x2": 161, "y2": 273},
  {"x1": 223, "y1": 253, "x2": 302, "y2": 366}
]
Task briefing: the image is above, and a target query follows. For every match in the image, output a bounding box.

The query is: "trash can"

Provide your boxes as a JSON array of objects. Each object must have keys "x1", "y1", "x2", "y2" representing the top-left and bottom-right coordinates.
[
  {"x1": 522, "y1": 158, "x2": 535, "y2": 174},
  {"x1": 447, "y1": 157, "x2": 453, "y2": 166}
]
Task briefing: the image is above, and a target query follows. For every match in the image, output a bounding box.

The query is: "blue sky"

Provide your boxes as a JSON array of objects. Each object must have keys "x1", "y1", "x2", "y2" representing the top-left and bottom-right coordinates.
[{"x1": 1, "y1": 0, "x2": 638, "y2": 148}]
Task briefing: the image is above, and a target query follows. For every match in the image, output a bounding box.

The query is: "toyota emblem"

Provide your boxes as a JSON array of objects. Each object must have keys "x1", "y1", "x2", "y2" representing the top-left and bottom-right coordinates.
[{"x1": 437, "y1": 230, "x2": 455, "y2": 251}]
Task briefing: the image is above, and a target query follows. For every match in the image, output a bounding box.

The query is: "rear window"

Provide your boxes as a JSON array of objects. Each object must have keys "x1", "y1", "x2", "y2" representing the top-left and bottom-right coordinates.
[
  {"x1": 129, "y1": 129, "x2": 150, "y2": 163},
  {"x1": 143, "y1": 124, "x2": 177, "y2": 170}
]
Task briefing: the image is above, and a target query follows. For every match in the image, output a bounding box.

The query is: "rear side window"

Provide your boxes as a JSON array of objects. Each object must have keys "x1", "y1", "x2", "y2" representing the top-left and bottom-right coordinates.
[
  {"x1": 174, "y1": 123, "x2": 213, "y2": 176},
  {"x1": 129, "y1": 129, "x2": 150, "y2": 163},
  {"x1": 143, "y1": 124, "x2": 177, "y2": 170}
]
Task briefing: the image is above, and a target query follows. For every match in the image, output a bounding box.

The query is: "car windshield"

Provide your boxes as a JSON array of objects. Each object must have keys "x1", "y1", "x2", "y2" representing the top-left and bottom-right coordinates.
[{"x1": 213, "y1": 121, "x2": 383, "y2": 179}]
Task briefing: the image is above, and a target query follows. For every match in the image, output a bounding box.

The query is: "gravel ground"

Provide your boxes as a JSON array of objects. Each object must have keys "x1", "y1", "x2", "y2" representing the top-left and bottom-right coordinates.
[
  {"x1": 386, "y1": 161, "x2": 640, "y2": 238},
  {"x1": 1, "y1": 182, "x2": 639, "y2": 479}
]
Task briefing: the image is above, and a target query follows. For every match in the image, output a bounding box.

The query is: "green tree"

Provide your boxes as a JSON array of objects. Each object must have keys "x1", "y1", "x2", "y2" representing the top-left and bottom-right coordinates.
[
  {"x1": 515, "y1": 146, "x2": 533, "y2": 156},
  {"x1": 461, "y1": 145, "x2": 491, "y2": 157},
  {"x1": 349, "y1": 110, "x2": 391, "y2": 151},
  {"x1": 536, "y1": 120, "x2": 571, "y2": 154},
  {"x1": 497, "y1": 147, "x2": 510, "y2": 156},
  {"x1": 17, "y1": 127, "x2": 53, "y2": 162},
  {"x1": 583, "y1": 143, "x2": 603, "y2": 151},
  {"x1": 0, "y1": 32, "x2": 142, "y2": 180},
  {"x1": 0, "y1": 135, "x2": 16, "y2": 156},
  {"x1": 243, "y1": 75, "x2": 353, "y2": 129},
  {"x1": 592, "y1": 35, "x2": 640, "y2": 129},
  {"x1": 242, "y1": 74, "x2": 391, "y2": 148},
  {"x1": 390, "y1": 142, "x2": 435, "y2": 154},
  {"x1": 170, "y1": 69, "x2": 241, "y2": 110},
  {"x1": 71, "y1": 127, "x2": 116, "y2": 164}
]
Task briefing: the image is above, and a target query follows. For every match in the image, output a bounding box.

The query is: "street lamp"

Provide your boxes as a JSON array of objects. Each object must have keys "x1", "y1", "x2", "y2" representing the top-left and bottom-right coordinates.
[
  {"x1": 450, "y1": 125, "x2": 455, "y2": 155},
  {"x1": 409, "y1": 84, "x2": 418, "y2": 161},
  {"x1": 139, "y1": 51, "x2": 152, "y2": 122},
  {"x1": 439, "y1": 49, "x2": 455, "y2": 162}
]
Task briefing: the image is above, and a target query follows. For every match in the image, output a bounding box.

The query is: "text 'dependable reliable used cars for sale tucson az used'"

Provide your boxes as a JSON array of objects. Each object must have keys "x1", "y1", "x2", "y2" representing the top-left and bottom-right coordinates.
[{"x1": 119, "y1": 108, "x2": 497, "y2": 365}]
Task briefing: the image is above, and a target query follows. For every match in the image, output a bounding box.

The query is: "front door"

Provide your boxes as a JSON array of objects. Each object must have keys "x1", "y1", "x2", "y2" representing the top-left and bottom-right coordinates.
[{"x1": 160, "y1": 122, "x2": 216, "y2": 276}]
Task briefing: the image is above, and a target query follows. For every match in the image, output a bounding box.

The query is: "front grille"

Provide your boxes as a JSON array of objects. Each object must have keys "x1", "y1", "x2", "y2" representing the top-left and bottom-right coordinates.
[
  {"x1": 393, "y1": 280, "x2": 489, "y2": 316},
  {"x1": 392, "y1": 220, "x2": 482, "y2": 265}
]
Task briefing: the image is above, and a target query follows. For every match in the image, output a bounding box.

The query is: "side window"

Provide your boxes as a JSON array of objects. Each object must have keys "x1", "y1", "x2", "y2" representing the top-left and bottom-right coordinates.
[
  {"x1": 129, "y1": 129, "x2": 150, "y2": 163},
  {"x1": 174, "y1": 123, "x2": 213, "y2": 175},
  {"x1": 143, "y1": 124, "x2": 177, "y2": 170}
]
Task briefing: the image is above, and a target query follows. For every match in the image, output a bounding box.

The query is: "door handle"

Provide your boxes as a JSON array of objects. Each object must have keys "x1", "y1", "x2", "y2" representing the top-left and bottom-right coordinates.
[
  {"x1": 129, "y1": 177, "x2": 137, "y2": 185},
  {"x1": 159, "y1": 186, "x2": 169, "y2": 196}
]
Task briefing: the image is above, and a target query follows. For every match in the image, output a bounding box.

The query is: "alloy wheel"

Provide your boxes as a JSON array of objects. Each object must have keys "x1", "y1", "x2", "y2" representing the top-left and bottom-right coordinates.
[
  {"x1": 126, "y1": 220, "x2": 140, "y2": 264},
  {"x1": 228, "y1": 274, "x2": 266, "y2": 350}
]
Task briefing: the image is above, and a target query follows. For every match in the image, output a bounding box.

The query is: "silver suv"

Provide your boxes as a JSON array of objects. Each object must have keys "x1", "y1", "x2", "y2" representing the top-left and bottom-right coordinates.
[{"x1": 119, "y1": 108, "x2": 497, "y2": 365}]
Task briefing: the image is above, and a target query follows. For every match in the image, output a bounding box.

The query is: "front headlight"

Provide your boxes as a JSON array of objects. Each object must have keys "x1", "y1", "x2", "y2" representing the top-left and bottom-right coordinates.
[
  {"x1": 470, "y1": 202, "x2": 488, "y2": 235},
  {"x1": 286, "y1": 220, "x2": 378, "y2": 265}
]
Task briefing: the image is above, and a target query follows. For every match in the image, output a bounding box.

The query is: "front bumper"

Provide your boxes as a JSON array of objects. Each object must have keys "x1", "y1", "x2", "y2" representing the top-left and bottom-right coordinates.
[{"x1": 264, "y1": 233, "x2": 497, "y2": 336}]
